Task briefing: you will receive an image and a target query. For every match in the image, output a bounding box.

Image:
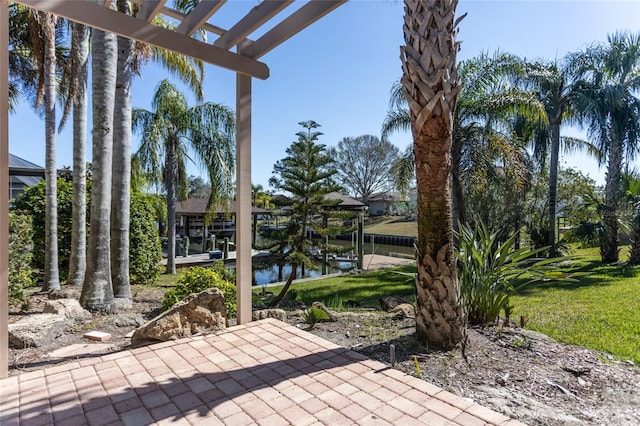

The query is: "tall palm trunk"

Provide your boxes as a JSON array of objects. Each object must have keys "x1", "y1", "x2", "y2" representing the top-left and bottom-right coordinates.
[
  {"x1": 39, "y1": 11, "x2": 60, "y2": 291},
  {"x1": 81, "y1": 28, "x2": 117, "y2": 311},
  {"x1": 111, "y1": 0, "x2": 133, "y2": 299},
  {"x1": 628, "y1": 221, "x2": 640, "y2": 264},
  {"x1": 451, "y1": 134, "x2": 464, "y2": 235},
  {"x1": 165, "y1": 140, "x2": 178, "y2": 274},
  {"x1": 68, "y1": 22, "x2": 89, "y2": 286},
  {"x1": 401, "y1": 0, "x2": 465, "y2": 348},
  {"x1": 601, "y1": 126, "x2": 622, "y2": 263},
  {"x1": 547, "y1": 119, "x2": 561, "y2": 257}
]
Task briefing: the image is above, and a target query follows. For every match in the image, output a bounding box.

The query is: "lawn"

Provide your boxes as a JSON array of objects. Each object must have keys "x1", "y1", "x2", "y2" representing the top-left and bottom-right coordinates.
[
  {"x1": 254, "y1": 264, "x2": 417, "y2": 309},
  {"x1": 252, "y1": 246, "x2": 640, "y2": 364},
  {"x1": 364, "y1": 217, "x2": 417, "y2": 236},
  {"x1": 511, "y1": 247, "x2": 640, "y2": 364}
]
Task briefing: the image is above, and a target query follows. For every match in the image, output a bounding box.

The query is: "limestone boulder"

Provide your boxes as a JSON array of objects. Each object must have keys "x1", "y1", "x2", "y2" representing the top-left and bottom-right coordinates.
[
  {"x1": 379, "y1": 295, "x2": 411, "y2": 312},
  {"x1": 43, "y1": 299, "x2": 92, "y2": 322},
  {"x1": 252, "y1": 309, "x2": 287, "y2": 321},
  {"x1": 132, "y1": 288, "x2": 226, "y2": 344},
  {"x1": 9, "y1": 314, "x2": 67, "y2": 348},
  {"x1": 390, "y1": 303, "x2": 415, "y2": 319}
]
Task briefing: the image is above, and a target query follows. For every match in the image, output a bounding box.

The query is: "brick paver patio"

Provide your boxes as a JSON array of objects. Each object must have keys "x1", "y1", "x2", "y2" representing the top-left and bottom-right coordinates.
[{"x1": 0, "y1": 318, "x2": 526, "y2": 425}]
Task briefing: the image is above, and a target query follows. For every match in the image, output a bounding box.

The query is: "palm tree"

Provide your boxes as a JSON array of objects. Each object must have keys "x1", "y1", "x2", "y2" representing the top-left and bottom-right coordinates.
[
  {"x1": 622, "y1": 172, "x2": 640, "y2": 264},
  {"x1": 7, "y1": 4, "x2": 38, "y2": 112},
  {"x1": 384, "y1": 52, "x2": 544, "y2": 233},
  {"x1": 80, "y1": 28, "x2": 118, "y2": 312},
  {"x1": 110, "y1": 0, "x2": 134, "y2": 300},
  {"x1": 573, "y1": 32, "x2": 640, "y2": 263},
  {"x1": 523, "y1": 57, "x2": 597, "y2": 256},
  {"x1": 34, "y1": 11, "x2": 60, "y2": 292},
  {"x1": 111, "y1": 1, "x2": 204, "y2": 298},
  {"x1": 132, "y1": 79, "x2": 235, "y2": 274},
  {"x1": 400, "y1": 0, "x2": 466, "y2": 348},
  {"x1": 66, "y1": 21, "x2": 89, "y2": 287}
]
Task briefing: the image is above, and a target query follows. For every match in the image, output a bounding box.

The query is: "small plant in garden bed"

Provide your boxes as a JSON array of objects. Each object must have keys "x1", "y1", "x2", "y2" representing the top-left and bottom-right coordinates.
[
  {"x1": 301, "y1": 306, "x2": 329, "y2": 329},
  {"x1": 161, "y1": 264, "x2": 236, "y2": 317}
]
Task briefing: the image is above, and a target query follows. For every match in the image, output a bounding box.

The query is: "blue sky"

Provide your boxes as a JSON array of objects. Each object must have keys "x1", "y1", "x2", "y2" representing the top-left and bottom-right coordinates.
[{"x1": 8, "y1": 0, "x2": 640, "y2": 190}]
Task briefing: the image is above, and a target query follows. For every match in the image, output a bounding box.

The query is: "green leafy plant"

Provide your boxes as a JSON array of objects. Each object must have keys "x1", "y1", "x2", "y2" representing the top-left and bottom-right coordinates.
[
  {"x1": 301, "y1": 306, "x2": 329, "y2": 329},
  {"x1": 457, "y1": 221, "x2": 577, "y2": 324},
  {"x1": 413, "y1": 356, "x2": 422, "y2": 378},
  {"x1": 9, "y1": 211, "x2": 33, "y2": 307},
  {"x1": 162, "y1": 266, "x2": 236, "y2": 317},
  {"x1": 129, "y1": 191, "x2": 163, "y2": 285},
  {"x1": 286, "y1": 288, "x2": 298, "y2": 301}
]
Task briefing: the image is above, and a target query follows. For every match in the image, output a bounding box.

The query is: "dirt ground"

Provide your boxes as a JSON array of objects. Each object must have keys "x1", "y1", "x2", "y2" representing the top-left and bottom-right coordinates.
[{"x1": 8, "y1": 286, "x2": 640, "y2": 426}]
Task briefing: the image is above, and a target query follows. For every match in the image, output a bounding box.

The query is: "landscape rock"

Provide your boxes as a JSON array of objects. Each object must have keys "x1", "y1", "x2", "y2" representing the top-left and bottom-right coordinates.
[
  {"x1": 43, "y1": 299, "x2": 92, "y2": 322},
  {"x1": 48, "y1": 288, "x2": 80, "y2": 300},
  {"x1": 131, "y1": 288, "x2": 226, "y2": 344},
  {"x1": 112, "y1": 298, "x2": 133, "y2": 310},
  {"x1": 9, "y1": 314, "x2": 67, "y2": 348},
  {"x1": 390, "y1": 303, "x2": 415, "y2": 319},
  {"x1": 252, "y1": 309, "x2": 287, "y2": 321},
  {"x1": 105, "y1": 313, "x2": 146, "y2": 327},
  {"x1": 311, "y1": 301, "x2": 338, "y2": 321},
  {"x1": 379, "y1": 295, "x2": 411, "y2": 311}
]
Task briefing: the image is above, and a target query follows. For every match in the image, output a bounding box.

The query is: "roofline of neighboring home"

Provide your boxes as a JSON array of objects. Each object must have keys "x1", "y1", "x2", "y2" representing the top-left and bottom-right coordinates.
[{"x1": 8, "y1": 167, "x2": 45, "y2": 177}]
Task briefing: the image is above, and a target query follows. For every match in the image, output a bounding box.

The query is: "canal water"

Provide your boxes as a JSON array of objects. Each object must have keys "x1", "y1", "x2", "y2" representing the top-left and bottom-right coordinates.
[{"x1": 251, "y1": 239, "x2": 414, "y2": 285}]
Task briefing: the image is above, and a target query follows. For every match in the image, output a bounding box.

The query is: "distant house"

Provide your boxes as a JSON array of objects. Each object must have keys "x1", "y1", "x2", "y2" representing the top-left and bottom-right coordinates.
[
  {"x1": 366, "y1": 191, "x2": 409, "y2": 216},
  {"x1": 175, "y1": 198, "x2": 269, "y2": 243},
  {"x1": 9, "y1": 154, "x2": 44, "y2": 199}
]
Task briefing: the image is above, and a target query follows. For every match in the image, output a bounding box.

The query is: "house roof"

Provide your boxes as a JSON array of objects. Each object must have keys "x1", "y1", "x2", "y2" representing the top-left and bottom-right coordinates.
[
  {"x1": 368, "y1": 191, "x2": 409, "y2": 202},
  {"x1": 324, "y1": 192, "x2": 366, "y2": 209},
  {"x1": 9, "y1": 154, "x2": 42, "y2": 169},
  {"x1": 8, "y1": 153, "x2": 45, "y2": 178},
  {"x1": 176, "y1": 198, "x2": 269, "y2": 215}
]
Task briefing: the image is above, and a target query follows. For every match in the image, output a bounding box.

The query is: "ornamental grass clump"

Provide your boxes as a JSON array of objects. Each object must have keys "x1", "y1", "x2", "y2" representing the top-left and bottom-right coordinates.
[{"x1": 456, "y1": 221, "x2": 576, "y2": 324}]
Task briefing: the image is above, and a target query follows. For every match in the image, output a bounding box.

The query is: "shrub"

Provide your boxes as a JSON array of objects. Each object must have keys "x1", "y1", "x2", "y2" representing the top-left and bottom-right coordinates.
[
  {"x1": 11, "y1": 178, "x2": 76, "y2": 280},
  {"x1": 161, "y1": 265, "x2": 236, "y2": 317},
  {"x1": 130, "y1": 192, "x2": 162, "y2": 285},
  {"x1": 456, "y1": 221, "x2": 573, "y2": 324},
  {"x1": 9, "y1": 211, "x2": 34, "y2": 307}
]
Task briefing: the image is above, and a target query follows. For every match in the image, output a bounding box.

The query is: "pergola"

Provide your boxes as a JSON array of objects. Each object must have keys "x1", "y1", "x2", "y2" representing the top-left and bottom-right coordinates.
[{"x1": 0, "y1": 0, "x2": 346, "y2": 378}]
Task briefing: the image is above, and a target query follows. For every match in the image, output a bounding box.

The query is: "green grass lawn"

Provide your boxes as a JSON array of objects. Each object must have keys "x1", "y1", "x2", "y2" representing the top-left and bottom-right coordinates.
[
  {"x1": 364, "y1": 218, "x2": 417, "y2": 236},
  {"x1": 512, "y1": 247, "x2": 640, "y2": 364},
  {"x1": 254, "y1": 264, "x2": 417, "y2": 309},
  {"x1": 253, "y1": 246, "x2": 640, "y2": 364}
]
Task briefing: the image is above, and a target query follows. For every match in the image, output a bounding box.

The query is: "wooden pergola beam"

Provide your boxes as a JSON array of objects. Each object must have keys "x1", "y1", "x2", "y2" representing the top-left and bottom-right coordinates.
[
  {"x1": 0, "y1": 0, "x2": 9, "y2": 379},
  {"x1": 250, "y1": 0, "x2": 346, "y2": 59},
  {"x1": 213, "y1": 0, "x2": 293, "y2": 50},
  {"x1": 176, "y1": 0, "x2": 225, "y2": 37},
  {"x1": 137, "y1": 0, "x2": 165, "y2": 22},
  {"x1": 19, "y1": 0, "x2": 270, "y2": 79}
]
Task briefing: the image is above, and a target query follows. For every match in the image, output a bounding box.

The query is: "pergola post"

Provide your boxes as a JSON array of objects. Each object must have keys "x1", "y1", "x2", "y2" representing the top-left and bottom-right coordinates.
[
  {"x1": 1, "y1": 0, "x2": 10, "y2": 379},
  {"x1": 235, "y1": 71, "x2": 252, "y2": 324}
]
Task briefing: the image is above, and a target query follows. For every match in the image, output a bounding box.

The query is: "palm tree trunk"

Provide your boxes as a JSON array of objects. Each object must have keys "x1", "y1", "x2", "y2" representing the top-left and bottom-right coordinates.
[
  {"x1": 628, "y1": 221, "x2": 640, "y2": 265},
  {"x1": 451, "y1": 134, "x2": 464, "y2": 236},
  {"x1": 68, "y1": 22, "x2": 89, "y2": 287},
  {"x1": 111, "y1": 0, "x2": 133, "y2": 299},
  {"x1": 401, "y1": 0, "x2": 466, "y2": 349},
  {"x1": 547, "y1": 120, "x2": 561, "y2": 257},
  {"x1": 39, "y1": 11, "x2": 60, "y2": 292},
  {"x1": 165, "y1": 140, "x2": 178, "y2": 274},
  {"x1": 601, "y1": 126, "x2": 622, "y2": 263},
  {"x1": 81, "y1": 28, "x2": 117, "y2": 312}
]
